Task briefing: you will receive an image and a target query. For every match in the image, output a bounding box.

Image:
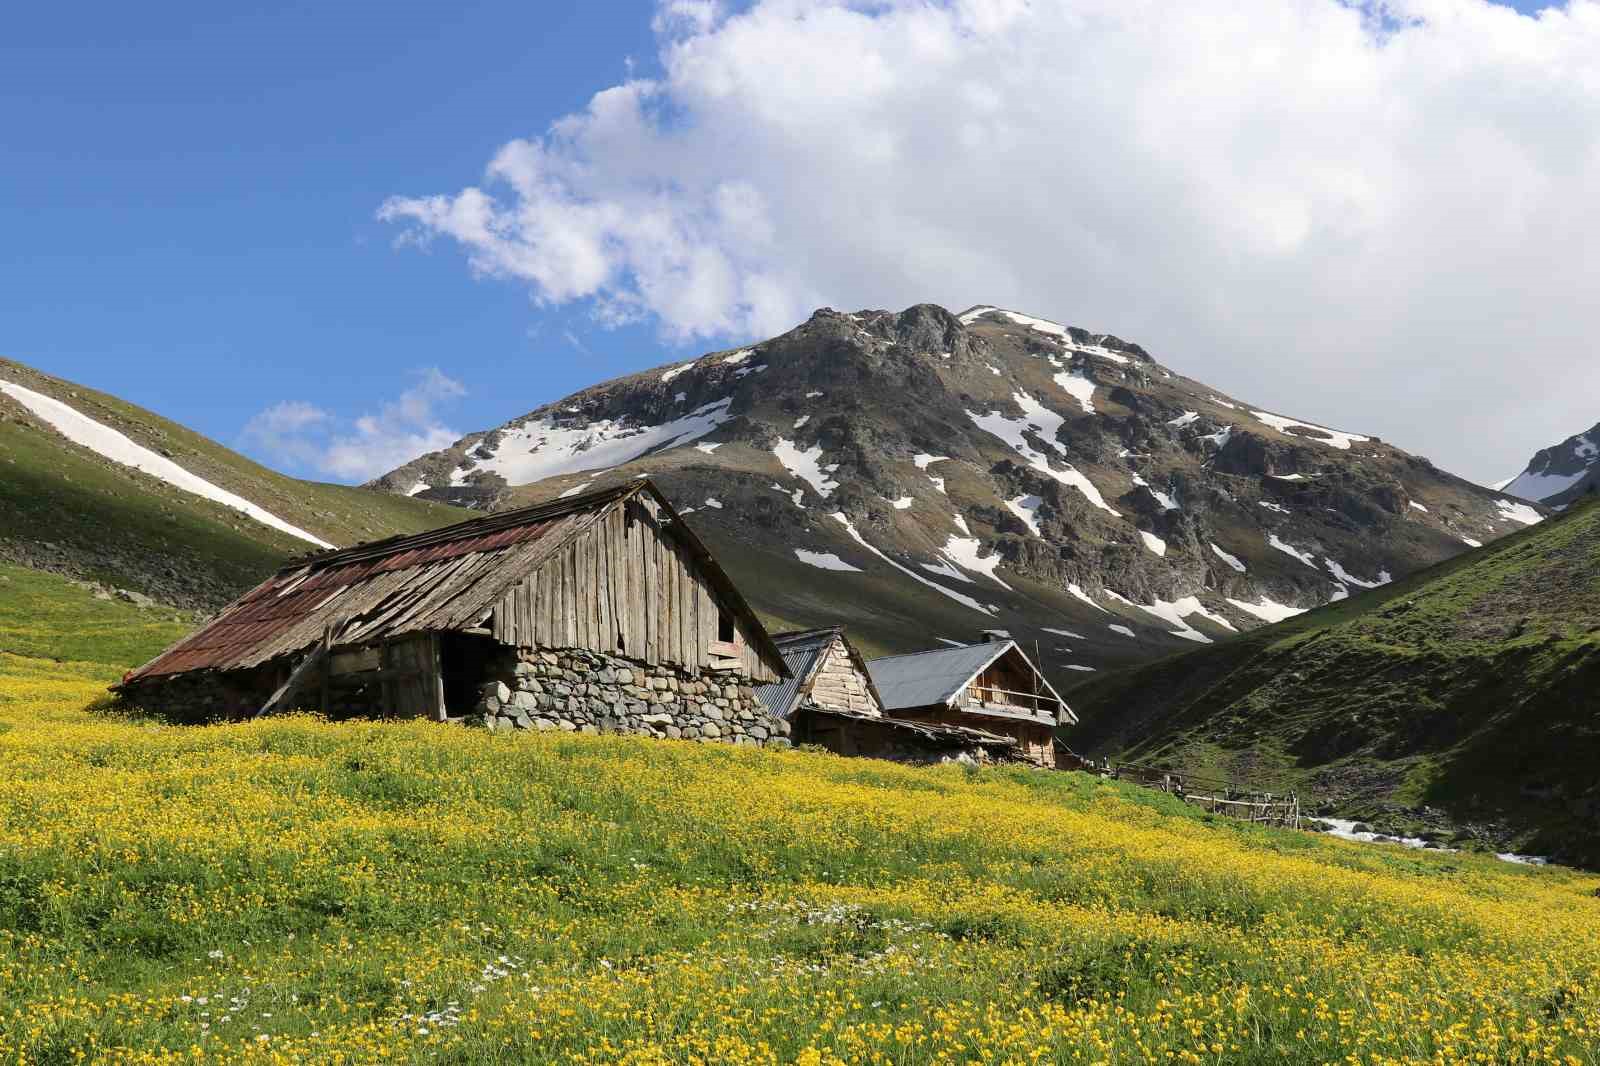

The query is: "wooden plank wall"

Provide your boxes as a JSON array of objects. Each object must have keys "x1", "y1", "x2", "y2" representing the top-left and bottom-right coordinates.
[
  {"x1": 381, "y1": 634, "x2": 444, "y2": 719},
  {"x1": 490, "y1": 497, "x2": 778, "y2": 683},
  {"x1": 808, "y1": 635, "x2": 882, "y2": 715}
]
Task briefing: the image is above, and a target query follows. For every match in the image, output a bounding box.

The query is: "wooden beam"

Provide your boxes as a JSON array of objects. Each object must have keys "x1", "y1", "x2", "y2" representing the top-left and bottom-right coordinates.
[{"x1": 256, "y1": 625, "x2": 332, "y2": 719}]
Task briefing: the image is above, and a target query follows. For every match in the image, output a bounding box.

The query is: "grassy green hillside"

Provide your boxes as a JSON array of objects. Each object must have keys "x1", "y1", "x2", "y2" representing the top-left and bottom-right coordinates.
[
  {"x1": 0, "y1": 562, "x2": 191, "y2": 667},
  {"x1": 1, "y1": 358, "x2": 465, "y2": 608},
  {"x1": 1069, "y1": 496, "x2": 1600, "y2": 863},
  {"x1": 2, "y1": 578, "x2": 1599, "y2": 1063}
]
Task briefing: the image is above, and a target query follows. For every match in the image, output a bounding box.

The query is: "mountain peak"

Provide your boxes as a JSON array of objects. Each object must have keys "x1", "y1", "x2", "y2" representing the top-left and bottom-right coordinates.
[
  {"x1": 372, "y1": 303, "x2": 1538, "y2": 689},
  {"x1": 1505, "y1": 421, "x2": 1600, "y2": 508}
]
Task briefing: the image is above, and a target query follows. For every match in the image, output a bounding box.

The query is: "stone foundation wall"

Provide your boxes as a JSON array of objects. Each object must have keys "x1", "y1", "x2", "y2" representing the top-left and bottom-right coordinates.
[
  {"x1": 476, "y1": 646, "x2": 790, "y2": 747},
  {"x1": 119, "y1": 668, "x2": 273, "y2": 723}
]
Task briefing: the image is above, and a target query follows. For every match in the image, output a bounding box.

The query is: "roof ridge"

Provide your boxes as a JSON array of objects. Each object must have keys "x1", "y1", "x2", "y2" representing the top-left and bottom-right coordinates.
[
  {"x1": 868, "y1": 640, "x2": 1011, "y2": 664},
  {"x1": 283, "y1": 480, "x2": 643, "y2": 573},
  {"x1": 772, "y1": 626, "x2": 843, "y2": 644}
]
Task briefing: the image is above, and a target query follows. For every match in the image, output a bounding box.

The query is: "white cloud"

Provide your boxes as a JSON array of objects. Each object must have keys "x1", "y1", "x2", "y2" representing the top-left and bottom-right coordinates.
[
  {"x1": 378, "y1": 0, "x2": 1600, "y2": 481},
  {"x1": 242, "y1": 369, "x2": 465, "y2": 482}
]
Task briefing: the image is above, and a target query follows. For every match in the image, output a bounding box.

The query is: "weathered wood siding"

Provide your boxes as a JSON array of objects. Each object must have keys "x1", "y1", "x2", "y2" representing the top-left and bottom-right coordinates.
[
  {"x1": 809, "y1": 635, "x2": 881, "y2": 715},
  {"x1": 490, "y1": 495, "x2": 778, "y2": 683},
  {"x1": 916, "y1": 703, "x2": 1056, "y2": 768},
  {"x1": 382, "y1": 634, "x2": 445, "y2": 720}
]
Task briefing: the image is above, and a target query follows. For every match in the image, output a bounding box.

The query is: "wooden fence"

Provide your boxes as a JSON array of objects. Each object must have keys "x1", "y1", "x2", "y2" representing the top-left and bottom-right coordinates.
[{"x1": 1056, "y1": 749, "x2": 1302, "y2": 829}]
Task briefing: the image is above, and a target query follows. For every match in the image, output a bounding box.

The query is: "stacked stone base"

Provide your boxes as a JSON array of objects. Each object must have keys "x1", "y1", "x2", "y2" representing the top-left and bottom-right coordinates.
[
  {"x1": 119, "y1": 668, "x2": 273, "y2": 723},
  {"x1": 475, "y1": 647, "x2": 790, "y2": 747}
]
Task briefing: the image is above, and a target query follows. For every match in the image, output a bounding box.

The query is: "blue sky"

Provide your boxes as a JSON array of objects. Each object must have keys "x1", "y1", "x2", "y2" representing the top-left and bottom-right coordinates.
[
  {"x1": 2, "y1": 1, "x2": 671, "y2": 477},
  {"x1": 1, "y1": 0, "x2": 1589, "y2": 484}
]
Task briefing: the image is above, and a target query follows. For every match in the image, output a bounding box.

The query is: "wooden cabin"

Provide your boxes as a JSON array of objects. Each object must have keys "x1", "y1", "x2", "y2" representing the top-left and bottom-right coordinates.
[
  {"x1": 866, "y1": 634, "x2": 1075, "y2": 767},
  {"x1": 118, "y1": 480, "x2": 791, "y2": 744},
  {"x1": 756, "y1": 627, "x2": 1019, "y2": 764}
]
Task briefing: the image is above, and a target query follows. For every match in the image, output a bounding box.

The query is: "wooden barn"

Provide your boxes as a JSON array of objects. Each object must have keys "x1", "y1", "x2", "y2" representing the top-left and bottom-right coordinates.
[
  {"x1": 118, "y1": 480, "x2": 792, "y2": 744},
  {"x1": 866, "y1": 634, "x2": 1075, "y2": 767},
  {"x1": 755, "y1": 627, "x2": 1020, "y2": 764}
]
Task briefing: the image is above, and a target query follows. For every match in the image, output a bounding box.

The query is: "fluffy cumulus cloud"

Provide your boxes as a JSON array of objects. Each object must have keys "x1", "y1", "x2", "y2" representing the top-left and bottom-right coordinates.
[
  {"x1": 242, "y1": 369, "x2": 465, "y2": 481},
  {"x1": 379, "y1": 0, "x2": 1600, "y2": 481}
]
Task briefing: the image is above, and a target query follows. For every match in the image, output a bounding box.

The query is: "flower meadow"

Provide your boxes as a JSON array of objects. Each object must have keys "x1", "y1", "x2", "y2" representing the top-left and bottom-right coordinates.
[{"x1": 1, "y1": 651, "x2": 1598, "y2": 1064}]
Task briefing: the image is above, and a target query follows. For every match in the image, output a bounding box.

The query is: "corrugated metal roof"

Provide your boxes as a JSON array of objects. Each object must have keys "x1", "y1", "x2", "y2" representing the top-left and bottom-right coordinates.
[
  {"x1": 124, "y1": 510, "x2": 583, "y2": 683},
  {"x1": 866, "y1": 641, "x2": 1011, "y2": 711},
  {"x1": 755, "y1": 628, "x2": 838, "y2": 719},
  {"x1": 122, "y1": 480, "x2": 789, "y2": 686},
  {"x1": 867, "y1": 640, "x2": 1077, "y2": 724}
]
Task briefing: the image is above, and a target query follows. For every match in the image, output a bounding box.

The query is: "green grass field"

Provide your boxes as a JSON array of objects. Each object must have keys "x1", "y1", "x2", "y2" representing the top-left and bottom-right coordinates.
[
  {"x1": 0, "y1": 562, "x2": 1598, "y2": 1063},
  {"x1": 1069, "y1": 496, "x2": 1600, "y2": 861},
  {"x1": 0, "y1": 562, "x2": 191, "y2": 667}
]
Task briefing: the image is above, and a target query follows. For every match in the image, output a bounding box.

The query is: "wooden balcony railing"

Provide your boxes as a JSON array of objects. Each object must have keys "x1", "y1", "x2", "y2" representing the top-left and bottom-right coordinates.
[{"x1": 966, "y1": 685, "x2": 1061, "y2": 718}]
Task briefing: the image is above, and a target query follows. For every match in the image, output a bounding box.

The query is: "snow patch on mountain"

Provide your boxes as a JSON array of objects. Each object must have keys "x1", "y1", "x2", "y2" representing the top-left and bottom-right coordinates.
[
  {"x1": 455, "y1": 398, "x2": 733, "y2": 486},
  {"x1": 1325, "y1": 558, "x2": 1391, "y2": 589},
  {"x1": 1131, "y1": 473, "x2": 1178, "y2": 511},
  {"x1": 1211, "y1": 543, "x2": 1247, "y2": 572},
  {"x1": 1109, "y1": 590, "x2": 1237, "y2": 644},
  {"x1": 1268, "y1": 533, "x2": 1319, "y2": 568},
  {"x1": 1504, "y1": 470, "x2": 1580, "y2": 499},
  {"x1": 969, "y1": 392, "x2": 1119, "y2": 515},
  {"x1": 966, "y1": 307, "x2": 1135, "y2": 366},
  {"x1": 1053, "y1": 368, "x2": 1097, "y2": 414},
  {"x1": 939, "y1": 533, "x2": 1012, "y2": 590},
  {"x1": 0, "y1": 379, "x2": 334, "y2": 549},
  {"x1": 1006, "y1": 494, "x2": 1044, "y2": 536},
  {"x1": 1226, "y1": 596, "x2": 1307, "y2": 624},
  {"x1": 1506, "y1": 428, "x2": 1600, "y2": 503},
  {"x1": 1068, "y1": 584, "x2": 1105, "y2": 611},
  {"x1": 1494, "y1": 498, "x2": 1543, "y2": 526},
  {"x1": 830, "y1": 512, "x2": 993, "y2": 616},
  {"x1": 773, "y1": 438, "x2": 838, "y2": 499},
  {"x1": 1250, "y1": 410, "x2": 1368, "y2": 451},
  {"x1": 1138, "y1": 531, "x2": 1167, "y2": 556},
  {"x1": 795, "y1": 549, "x2": 862, "y2": 573}
]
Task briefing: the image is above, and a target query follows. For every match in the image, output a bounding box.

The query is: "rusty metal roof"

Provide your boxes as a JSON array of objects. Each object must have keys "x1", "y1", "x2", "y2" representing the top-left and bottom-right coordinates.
[{"x1": 122, "y1": 481, "x2": 691, "y2": 684}]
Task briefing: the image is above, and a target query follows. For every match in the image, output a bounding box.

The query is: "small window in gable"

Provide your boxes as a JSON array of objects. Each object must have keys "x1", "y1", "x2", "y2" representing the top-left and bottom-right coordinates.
[{"x1": 718, "y1": 607, "x2": 737, "y2": 644}]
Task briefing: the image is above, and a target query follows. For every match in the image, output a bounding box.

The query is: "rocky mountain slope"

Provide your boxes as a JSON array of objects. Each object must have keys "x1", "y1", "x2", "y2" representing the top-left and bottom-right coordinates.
[
  {"x1": 1504, "y1": 421, "x2": 1600, "y2": 508},
  {"x1": 0, "y1": 359, "x2": 465, "y2": 611},
  {"x1": 375, "y1": 303, "x2": 1539, "y2": 687},
  {"x1": 1067, "y1": 496, "x2": 1600, "y2": 867}
]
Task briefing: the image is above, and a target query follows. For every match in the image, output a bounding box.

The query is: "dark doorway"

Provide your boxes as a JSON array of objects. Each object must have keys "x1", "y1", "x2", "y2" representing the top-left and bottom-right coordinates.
[{"x1": 439, "y1": 632, "x2": 502, "y2": 717}]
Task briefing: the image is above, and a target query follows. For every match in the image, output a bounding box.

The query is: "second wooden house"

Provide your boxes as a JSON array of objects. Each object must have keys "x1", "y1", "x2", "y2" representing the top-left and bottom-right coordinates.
[
  {"x1": 756, "y1": 627, "x2": 1019, "y2": 763},
  {"x1": 865, "y1": 634, "x2": 1074, "y2": 767}
]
